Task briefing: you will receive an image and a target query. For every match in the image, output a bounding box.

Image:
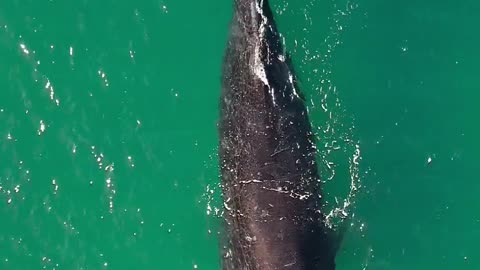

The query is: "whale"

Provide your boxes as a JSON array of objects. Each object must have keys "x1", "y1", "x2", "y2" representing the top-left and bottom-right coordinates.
[{"x1": 219, "y1": 0, "x2": 339, "y2": 269}]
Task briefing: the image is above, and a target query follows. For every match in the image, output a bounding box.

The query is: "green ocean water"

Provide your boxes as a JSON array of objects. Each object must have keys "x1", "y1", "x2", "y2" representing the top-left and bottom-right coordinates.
[{"x1": 0, "y1": 0, "x2": 478, "y2": 269}]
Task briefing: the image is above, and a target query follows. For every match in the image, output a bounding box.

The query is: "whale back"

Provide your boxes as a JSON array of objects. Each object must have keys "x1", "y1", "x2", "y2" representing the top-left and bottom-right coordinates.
[{"x1": 219, "y1": 1, "x2": 337, "y2": 269}]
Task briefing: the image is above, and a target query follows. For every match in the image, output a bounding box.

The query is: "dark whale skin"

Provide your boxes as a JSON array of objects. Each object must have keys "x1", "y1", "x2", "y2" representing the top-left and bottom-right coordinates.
[{"x1": 219, "y1": 0, "x2": 337, "y2": 269}]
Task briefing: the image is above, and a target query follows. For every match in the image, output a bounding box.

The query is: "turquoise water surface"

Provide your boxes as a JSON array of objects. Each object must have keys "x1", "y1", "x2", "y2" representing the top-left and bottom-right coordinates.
[{"x1": 0, "y1": 0, "x2": 478, "y2": 269}]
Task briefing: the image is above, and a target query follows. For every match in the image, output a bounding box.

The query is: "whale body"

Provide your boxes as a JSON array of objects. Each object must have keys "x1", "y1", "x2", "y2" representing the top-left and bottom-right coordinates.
[{"x1": 219, "y1": 0, "x2": 337, "y2": 269}]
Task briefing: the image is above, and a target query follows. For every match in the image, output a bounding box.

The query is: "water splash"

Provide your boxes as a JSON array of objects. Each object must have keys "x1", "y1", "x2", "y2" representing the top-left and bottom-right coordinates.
[{"x1": 276, "y1": 0, "x2": 365, "y2": 227}]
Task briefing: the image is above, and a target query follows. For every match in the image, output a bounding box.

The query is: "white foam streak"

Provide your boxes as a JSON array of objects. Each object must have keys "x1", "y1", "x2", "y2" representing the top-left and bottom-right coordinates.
[{"x1": 252, "y1": 0, "x2": 272, "y2": 101}]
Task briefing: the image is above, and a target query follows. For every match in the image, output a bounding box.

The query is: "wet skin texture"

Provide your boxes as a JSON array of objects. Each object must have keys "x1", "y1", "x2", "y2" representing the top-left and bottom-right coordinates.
[{"x1": 219, "y1": 0, "x2": 338, "y2": 269}]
